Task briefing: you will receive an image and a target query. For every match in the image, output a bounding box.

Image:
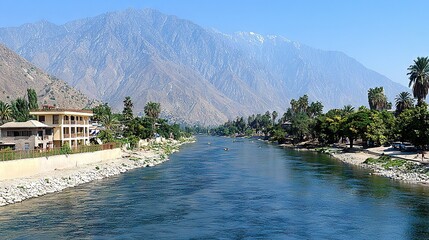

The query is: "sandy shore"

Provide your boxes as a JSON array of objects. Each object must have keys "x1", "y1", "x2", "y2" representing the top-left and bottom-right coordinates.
[{"x1": 0, "y1": 138, "x2": 194, "y2": 207}]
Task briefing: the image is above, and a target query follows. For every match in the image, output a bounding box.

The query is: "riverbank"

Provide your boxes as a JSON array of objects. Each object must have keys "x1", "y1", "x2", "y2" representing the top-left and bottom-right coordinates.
[
  {"x1": 0, "y1": 137, "x2": 195, "y2": 207},
  {"x1": 278, "y1": 141, "x2": 429, "y2": 185},
  {"x1": 331, "y1": 150, "x2": 429, "y2": 185}
]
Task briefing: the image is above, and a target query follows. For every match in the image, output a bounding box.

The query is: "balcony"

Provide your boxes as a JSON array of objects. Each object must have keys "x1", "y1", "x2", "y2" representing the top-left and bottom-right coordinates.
[
  {"x1": 35, "y1": 135, "x2": 53, "y2": 143},
  {"x1": 63, "y1": 133, "x2": 86, "y2": 139},
  {"x1": 62, "y1": 120, "x2": 87, "y2": 125}
]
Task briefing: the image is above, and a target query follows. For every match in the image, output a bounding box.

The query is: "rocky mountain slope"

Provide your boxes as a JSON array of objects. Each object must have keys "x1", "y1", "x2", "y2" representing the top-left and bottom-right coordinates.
[
  {"x1": 0, "y1": 9, "x2": 409, "y2": 125},
  {"x1": 0, "y1": 44, "x2": 97, "y2": 109}
]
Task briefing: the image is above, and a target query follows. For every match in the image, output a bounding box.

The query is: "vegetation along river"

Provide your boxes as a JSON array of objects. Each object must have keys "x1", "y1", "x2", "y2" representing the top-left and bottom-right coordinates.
[{"x1": 1, "y1": 136, "x2": 429, "y2": 239}]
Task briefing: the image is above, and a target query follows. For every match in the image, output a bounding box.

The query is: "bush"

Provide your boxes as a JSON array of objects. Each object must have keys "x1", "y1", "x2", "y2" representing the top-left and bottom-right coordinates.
[
  {"x1": 60, "y1": 143, "x2": 72, "y2": 154},
  {"x1": 364, "y1": 155, "x2": 407, "y2": 169}
]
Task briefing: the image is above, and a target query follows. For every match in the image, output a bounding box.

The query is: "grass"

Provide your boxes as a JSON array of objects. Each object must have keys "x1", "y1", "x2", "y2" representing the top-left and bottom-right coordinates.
[{"x1": 364, "y1": 155, "x2": 409, "y2": 169}]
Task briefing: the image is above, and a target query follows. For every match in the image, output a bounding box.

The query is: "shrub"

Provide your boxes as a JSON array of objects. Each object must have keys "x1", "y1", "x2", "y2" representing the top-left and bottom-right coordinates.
[{"x1": 60, "y1": 143, "x2": 72, "y2": 155}]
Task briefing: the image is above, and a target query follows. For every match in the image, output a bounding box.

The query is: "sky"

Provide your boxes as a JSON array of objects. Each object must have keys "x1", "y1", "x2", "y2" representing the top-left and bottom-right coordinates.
[{"x1": 1, "y1": 0, "x2": 428, "y2": 87}]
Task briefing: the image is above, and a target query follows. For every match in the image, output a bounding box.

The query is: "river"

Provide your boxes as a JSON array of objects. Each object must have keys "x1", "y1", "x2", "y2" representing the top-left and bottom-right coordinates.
[{"x1": 0, "y1": 136, "x2": 428, "y2": 239}]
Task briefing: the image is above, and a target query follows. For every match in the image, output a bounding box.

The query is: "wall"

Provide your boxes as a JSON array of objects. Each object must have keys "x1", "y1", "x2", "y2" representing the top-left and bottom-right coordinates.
[{"x1": 0, "y1": 148, "x2": 122, "y2": 181}]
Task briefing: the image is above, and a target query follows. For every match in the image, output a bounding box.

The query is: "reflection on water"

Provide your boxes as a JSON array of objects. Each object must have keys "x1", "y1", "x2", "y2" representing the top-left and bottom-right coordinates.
[{"x1": 0, "y1": 136, "x2": 428, "y2": 239}]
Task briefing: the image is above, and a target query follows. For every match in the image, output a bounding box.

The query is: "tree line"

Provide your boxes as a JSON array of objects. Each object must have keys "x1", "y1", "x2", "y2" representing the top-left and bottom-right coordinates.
[
  {"x1": 212, "y1": 56, "x2": 429, "y2": 150},
  {"x1": 93, "y1": 97, "x2": 190, "y2": 148}
]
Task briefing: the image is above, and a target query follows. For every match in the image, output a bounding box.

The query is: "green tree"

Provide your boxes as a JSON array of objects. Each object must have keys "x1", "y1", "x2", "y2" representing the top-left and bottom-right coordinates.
[
  {"x1": 342, "y1": 108, "x2": 372, "y2": 148},
  {"x1": 395, "y1": 92, "x2": 414, "y2": 115},
  {"x1": 290, "y1": 113, "x2": 311, "y2": 141},
  {"x1": 11, "y1": 98, "x2": 30, "y2": 122},
  {"x1": 407, "y1": 56, "x2": 429, "y2": 106},
  {"x1": 0, "y1": 101, "x2": 12, "y2": 124},
  {"x1": 144, "y1": 102, "x2": 161, "y2": 119},
  {"x1": 307, "y1": 101, "x2": 323, "y2": 118},
  {"x1": 27, "y1": 88, "x2": 38, "y2": 110},
  {"x1": 272, "y1": 111, "x2": 278, "y2": 126},
  {"x1": 396, "y1": 105, "x2": 429, "y2": 149},
  {"x1": 297, "y1": 95, "x2": 309, "y2": 113},
  {"x1": 314, "y1": 109, "x2": 344, "y2": 144},
  {"x1": 365, "y1": 111, "x2": 394, "y2": 146},
  {"x1": 122, "y1": 96, "x2": 134, "y2": 122},
  {"x1": 368, "y1": 87, "x2": 390, "y2": 111},
  {"x1": 342, "y1": 105, "x2": 355, "y2": 115},
  {"x1": 92, "y1": 103, "x2": 112, "y2": 122}
]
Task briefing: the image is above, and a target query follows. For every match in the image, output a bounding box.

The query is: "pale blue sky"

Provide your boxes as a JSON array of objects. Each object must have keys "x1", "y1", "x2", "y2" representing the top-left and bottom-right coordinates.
[{"x1": 1, "y1": 0, "x2": 428, "y2": 87}]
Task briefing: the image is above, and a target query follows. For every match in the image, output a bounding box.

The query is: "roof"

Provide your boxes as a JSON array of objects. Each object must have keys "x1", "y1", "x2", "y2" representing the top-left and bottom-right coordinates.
[
  {"x1": 0, "y1": 120, "x2": 51, "y2": 129},
  {"x1": 30, "y1": 109, "x2": 93, "y2": 117}
]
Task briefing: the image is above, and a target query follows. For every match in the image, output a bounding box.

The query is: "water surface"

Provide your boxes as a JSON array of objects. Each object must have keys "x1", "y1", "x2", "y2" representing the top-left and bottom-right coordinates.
[{"x1": 1, "y1": 136, "x2": 428, "y2": 239}]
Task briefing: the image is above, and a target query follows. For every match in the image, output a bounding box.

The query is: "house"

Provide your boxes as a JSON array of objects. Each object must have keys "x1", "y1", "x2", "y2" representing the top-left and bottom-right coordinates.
[
  {"x1": 0, "y1": 120, "x2": 54, "y2": 150},
  {"x1": 29, "y1": 109, "x2": 93, "y2": 148}
]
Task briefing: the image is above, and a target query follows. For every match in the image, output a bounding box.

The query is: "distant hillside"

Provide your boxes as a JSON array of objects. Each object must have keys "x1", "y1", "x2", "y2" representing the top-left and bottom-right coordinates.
[
  {"x1": 0, "y1": 9, "x2": 409, "y2": 125},
  {"x1": 0, "y1": 44, "x2": 98, "y2": 108}
]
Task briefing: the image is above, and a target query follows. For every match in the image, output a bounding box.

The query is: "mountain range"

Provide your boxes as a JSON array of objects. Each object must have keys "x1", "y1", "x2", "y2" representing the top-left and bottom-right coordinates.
[
  {"x1": 0, "y1": 43, "x2": 97, "y2": 109},
  {"x1": 0, "y1": 9, "x2": 409, "y2": 125}
]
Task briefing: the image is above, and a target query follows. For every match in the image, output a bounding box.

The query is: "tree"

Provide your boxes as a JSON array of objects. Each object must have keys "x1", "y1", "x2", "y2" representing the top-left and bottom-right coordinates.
[
  {"x1": 27, "y1": 88, "x2": 38, "y2": 110},
  {"x1": 92, "y1": 103, "x2": 112, "y2": 122},
  {"x1": 11, "y1": 98, "x2": 30, "y2": 122},
  {"x1": 342, "y1": 109, "x2": 372, "y2": 148},
  {"x1": 314, "y1": 109, "x2": 344, "y2": 144},
  {"x1": 342, "y1": 105, "x2": 355, "y2": 115},
  {"x1": 144, "y1": 102, "x2": 161, "y2": 119},
  {"x1": 0, "y1": 101, "x2": 12, "y2": 124},
  {"x1": 307, "y1": 101, "x2": 323, "y2": 118},
  {"x1": 395, "y1": 92, "x2": 414, "y2": 115},
  {"x1": 272, "y1": 111, "x2": 278, "y2": 126},
  {"x1": 396, "y1": 105, "x2": 429, "y2": 150},
  {"x1": 368, "y1": 87, "x2": 390, "y2": 111},
  {"x1": 365, "y1": 111, "x2": 394, "y2": 147},
  {"x1": 297, "y1": 95, "x2": 309, "y2": 113},
  {"x1": 408, "y1": 56, "x2": 429, "y2": 106},
  {"x1": 290, "y1": 113, "x2": 311, "y2": 141},
  {"x1": 122, "y1": 96, "x2": 134, "y2": 122}
]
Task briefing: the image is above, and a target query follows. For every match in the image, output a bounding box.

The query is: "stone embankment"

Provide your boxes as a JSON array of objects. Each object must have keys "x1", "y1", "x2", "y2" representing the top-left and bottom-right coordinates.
[{"x1": 0, "y1": 138, "x2": 195, "y2": 207}]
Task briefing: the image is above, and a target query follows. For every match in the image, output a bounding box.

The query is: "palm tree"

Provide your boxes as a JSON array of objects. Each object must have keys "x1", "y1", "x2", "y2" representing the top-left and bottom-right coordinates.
[
  {"x1": 98, "y1": 113, "x2": 120, "y2": 143},
  {"x1": 272, "y1": 111, "x2": 278, "y2": 126},
  {"x1": 100, "y1": 113, "x2": 120, "y2": 131},
  {"x1": 0, "y1": 101, "x2": 12, "y2": 124},
  {"x1": 395, "y1": 92, "x2": 414, "y2": 115},
  {"x1": 342, "y1": 105, "x2": 355, "y2": 115},
  {"x1": 407, "y1": 56, "x2": 429, "y2": 106},
  {"x1": 368, "y1": 87, "x2": 389, "y2": 110},
  {"x1": 144, "y1": 102, "x2": 161, "y2": 119}
]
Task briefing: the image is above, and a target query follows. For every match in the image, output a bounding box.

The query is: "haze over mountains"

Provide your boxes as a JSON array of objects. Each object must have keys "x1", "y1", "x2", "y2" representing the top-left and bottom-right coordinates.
[
  {"x1": 0, "y1": 44, "x2": 97, "y2": 109},
  {"x1": 0, "y1": 9, "x2": 408, "y2": 125}
]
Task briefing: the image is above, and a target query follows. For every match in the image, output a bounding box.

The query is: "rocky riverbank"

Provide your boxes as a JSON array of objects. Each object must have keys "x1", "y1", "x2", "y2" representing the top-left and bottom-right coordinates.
[
  {"x1": 0, "y1": 138, "x2": 195, "y2": 207},
  {"x1": 330, "y1": 151, "x2": 429, "y2": 185},
  {"x1": 278, "y1": 142, "x2": 429, "y2": 185}
]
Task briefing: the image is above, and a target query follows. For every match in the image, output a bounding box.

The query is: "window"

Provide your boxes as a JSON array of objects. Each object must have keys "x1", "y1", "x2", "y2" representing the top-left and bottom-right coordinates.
[
  {"x1": 9, "y1": 131, "x2": 32, "y2": 137},
  {"x1": 53, "y1": 115, "x2": 59, "y2": 124},
  {"x1": 24, "y1": 143, "x2": 29, "y2": 150},
  {"x1": 39, "y1": 115, "x2": 45, "y2": 123},
  {"x1": 45, "y1": 128, "x2": 52, "y2": 135}
]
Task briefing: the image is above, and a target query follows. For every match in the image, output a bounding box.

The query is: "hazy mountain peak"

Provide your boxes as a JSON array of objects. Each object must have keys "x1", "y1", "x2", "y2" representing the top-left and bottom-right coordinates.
[{"x1": 0, "y1": 9, "x2": 408, "y2": 125}]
